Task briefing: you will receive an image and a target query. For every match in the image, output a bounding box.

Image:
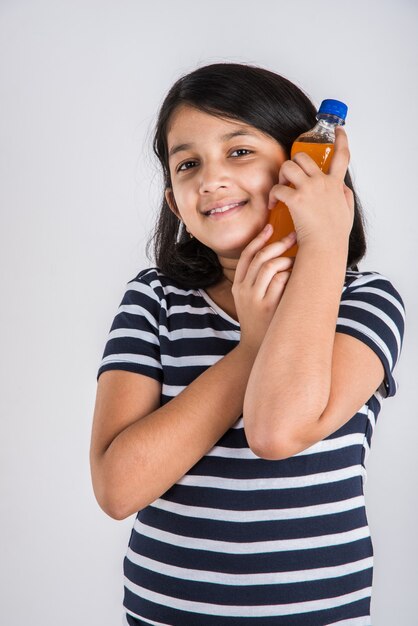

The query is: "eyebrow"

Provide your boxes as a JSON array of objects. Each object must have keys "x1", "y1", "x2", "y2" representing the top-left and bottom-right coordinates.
[{"x1": 168, "y1": 129, "x2": 259, "y2": 160}]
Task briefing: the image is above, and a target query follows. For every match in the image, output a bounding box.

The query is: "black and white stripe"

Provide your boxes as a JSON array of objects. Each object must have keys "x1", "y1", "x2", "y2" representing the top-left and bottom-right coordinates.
[{"x1": 98, "y1": 267, "x2": 405, "y2": 625}]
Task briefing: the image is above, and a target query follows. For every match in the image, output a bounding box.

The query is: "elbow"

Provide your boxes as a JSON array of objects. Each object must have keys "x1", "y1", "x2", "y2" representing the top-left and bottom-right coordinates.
[
  {"x1": 243, "y1": 393, "x2": 324, "y2": 460},
  {"x1": 244, "y1": 419, "x2": 292, "y2": 461},
  {"x1": 108, "y1": 507, "x2": 134, "y2": 522},
  {"x1": 243, "y1": 401, "x2": 296, "y2": 460},
  {"x1": 244, "y1": 412, "x2": 316, "y2": 461},
  {"x1": 247, "y1": 434, "x2": 295, "y2": 461},
  {"x1": 99, "y1": 495, "x2": 133, "y2": 521},
  {"x1": 90, "y1": 459, "x2": 141, "y2": 521},
  {"x1": 92, "y1": 480, "x2": 133, "y2": 521},
  {"x1": 96, "y1": 485, "x2": 144, "y2": 520}
]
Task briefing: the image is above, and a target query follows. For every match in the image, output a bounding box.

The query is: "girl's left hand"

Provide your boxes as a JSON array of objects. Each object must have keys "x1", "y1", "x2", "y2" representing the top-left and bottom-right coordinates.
[{"x1": 267, "y1": 126, "x2": 355, "y2": 248}]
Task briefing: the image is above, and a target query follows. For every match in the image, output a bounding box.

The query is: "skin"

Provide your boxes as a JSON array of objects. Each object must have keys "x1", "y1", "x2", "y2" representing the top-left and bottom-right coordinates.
[
  {"x1": 89, "y1": 107, "x2": 308, "y2": 518},
  {"x1": 89, "y1": 103, "x2": 383, "y2": 522},
  {"x1": 165, "y1": 104, "x2": 289, "y2": 284},
  {"x1": 164, "y1": 103, "x2": 354, "y2": 342}
]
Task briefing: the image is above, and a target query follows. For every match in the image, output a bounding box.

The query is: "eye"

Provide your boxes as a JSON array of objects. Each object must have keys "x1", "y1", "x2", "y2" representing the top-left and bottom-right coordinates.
[
  {"x1": 176, "y1": 149, "x2": 253, "y2": 173},
  {"x1": 177, "y1": 160, "x2": 197, "y2": 172},
  {"x1": 230, "y1": 148, "x2": 253, "y2": 157}
]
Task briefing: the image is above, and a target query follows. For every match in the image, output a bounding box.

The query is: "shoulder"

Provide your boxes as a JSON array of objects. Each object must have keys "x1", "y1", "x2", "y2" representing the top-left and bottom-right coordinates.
[
  {"x1": 127, "y1": 267, "x2": 195, "y2": 298},
  {"x1": 336, "y1": 268, "x2": 406, "y2": 398},
  {"x1": 339, "y1": 268, "x2": 406, "y2": 363},
  {"x1": 343, "y1": 269, "x2": 405, "y2": 311}
]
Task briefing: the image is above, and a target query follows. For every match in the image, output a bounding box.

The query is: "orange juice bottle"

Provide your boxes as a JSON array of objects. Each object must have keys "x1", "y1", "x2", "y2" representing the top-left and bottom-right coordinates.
[{"x1": 266, "y1": 99, "x2": 348, "y2": 256}]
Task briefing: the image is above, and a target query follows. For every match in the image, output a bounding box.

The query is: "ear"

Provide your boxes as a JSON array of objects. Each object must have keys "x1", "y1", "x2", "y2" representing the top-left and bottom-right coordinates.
[{"x1": 165, "y1": 188, "x2": 180, "y2": 218}]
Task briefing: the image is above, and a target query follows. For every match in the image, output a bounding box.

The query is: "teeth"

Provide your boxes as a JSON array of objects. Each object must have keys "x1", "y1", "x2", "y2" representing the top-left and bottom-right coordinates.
[{"x1": 208, "y1": 202, "x2": 242, "y2": 215}]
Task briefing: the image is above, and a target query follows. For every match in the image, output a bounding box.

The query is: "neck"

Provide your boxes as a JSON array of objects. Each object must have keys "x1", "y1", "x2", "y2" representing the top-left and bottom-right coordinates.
[
  {"x1": 218, "y1": 255, "x2": 238, "y2": 286},
  {"x1": 221, "y1": 266, "x2": 236, "y2": 286}
]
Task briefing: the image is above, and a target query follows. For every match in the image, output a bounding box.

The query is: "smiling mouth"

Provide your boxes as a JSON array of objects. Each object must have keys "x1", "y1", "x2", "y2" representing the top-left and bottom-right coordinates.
[{"x1": 205, "y1": 200, "x2": 248, "y2": 217}]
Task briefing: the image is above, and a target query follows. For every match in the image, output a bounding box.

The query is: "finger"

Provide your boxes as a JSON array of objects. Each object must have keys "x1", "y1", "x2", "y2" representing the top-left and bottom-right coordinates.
[
  {"x1": 268, "y1": 151, "x2": 321, "y2": 208},
  {"x1": 235, "y1": 225, "x2": 296, "y2": 284},
  {"x1": 277, "y1": 158, "x2": 313, "y2": 187},
  {"x1": 268, "y1": 182, "x2": 296, "y2": 210},
  {"x1": 328, "y1": 126, "x2": 350, "y2": 180},
  {"x1": 264, "y1": 270, "x2": 292, "y2": 301},
  {"x1": 253, "y1": 257, "x2": 294, "y2": 299},
  {"x1": 343, "y1": 183, "x2": 355, "y2": 212},
  {"x1": 242, "y1": 231, "x2": 297, "y2": 287},
  {"x1": 234, "y1": 224, "x2": 275, "y2": 284},
  {"x1": 291, "y1": 151, "x2": 321, "y2": 177}
]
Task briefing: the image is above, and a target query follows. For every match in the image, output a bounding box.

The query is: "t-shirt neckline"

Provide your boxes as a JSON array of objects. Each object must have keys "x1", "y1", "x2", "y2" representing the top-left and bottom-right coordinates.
[
  {"x1": 198, "y1": 288, "x2": 241, "y2": 328},
  {"x1": 198, "y1": 270, "x2": 357, "y2": 329}
]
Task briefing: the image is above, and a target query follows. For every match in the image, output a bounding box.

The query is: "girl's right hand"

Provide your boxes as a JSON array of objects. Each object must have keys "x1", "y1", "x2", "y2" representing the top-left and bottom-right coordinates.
[{"x1": 232, "y1": 224, "x2": 296, "y2": 355}]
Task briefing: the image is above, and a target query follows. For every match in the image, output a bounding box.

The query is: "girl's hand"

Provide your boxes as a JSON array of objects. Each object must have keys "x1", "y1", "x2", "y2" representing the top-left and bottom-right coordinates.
[
  {"x1": 267, "y1": 126, "x2": 355, "y2": 247},
  {"x1": 233, "y1": 224, "x2": 296, "y2": 354}
]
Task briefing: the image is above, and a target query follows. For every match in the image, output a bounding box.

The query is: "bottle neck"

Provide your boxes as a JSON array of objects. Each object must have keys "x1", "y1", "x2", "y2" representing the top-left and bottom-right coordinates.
[
  {"x1": 295, "y1": 114, "x2": 345, "y2": 144},
  {"x1": 315, "y1": 114, "x2": 345, "y2": 129},
  {"x1": 298, "y1": 115, "x2": 344, "y2": 143}
]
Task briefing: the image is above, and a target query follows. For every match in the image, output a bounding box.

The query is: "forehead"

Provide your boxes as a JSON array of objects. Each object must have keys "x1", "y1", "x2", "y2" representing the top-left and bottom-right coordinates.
[
  {"x1": 167, "y1": 105, "x2": 270, "y2": 159},
  {"x1": 168, "y1": 105, "x2": 254, "y2": 133}
]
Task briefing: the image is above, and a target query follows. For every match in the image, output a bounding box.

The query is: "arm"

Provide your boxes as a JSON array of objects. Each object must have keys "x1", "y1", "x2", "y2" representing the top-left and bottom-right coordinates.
[
  {"x1": 243, "y1": 126, "x2": 361, "y2": 459},
  {"x1": 243, "y1": 238, "x2": 349, "y2": 458},
  {"x1": 90, "y1": 343, "x2": 256, "y2": 520}
]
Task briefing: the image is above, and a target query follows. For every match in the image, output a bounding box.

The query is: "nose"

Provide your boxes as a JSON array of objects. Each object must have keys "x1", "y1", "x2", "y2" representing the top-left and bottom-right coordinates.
[{"x1": 198, "y1": 161, "x2": 229, "y2": 194}]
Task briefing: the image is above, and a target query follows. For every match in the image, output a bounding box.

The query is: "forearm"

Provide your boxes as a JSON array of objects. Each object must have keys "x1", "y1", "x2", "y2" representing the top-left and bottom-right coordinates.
[
  {"x1": 101, "y1": 344, "x2": 256, "y2": 519},
  {"x1": 243, "y1": 239, "x2": 349, "y2": 456}
]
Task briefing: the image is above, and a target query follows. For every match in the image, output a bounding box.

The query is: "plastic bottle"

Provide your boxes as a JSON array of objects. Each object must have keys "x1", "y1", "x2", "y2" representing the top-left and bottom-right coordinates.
[{"x1": 266, "y1": 99, "x2": 348, "y2": 255}]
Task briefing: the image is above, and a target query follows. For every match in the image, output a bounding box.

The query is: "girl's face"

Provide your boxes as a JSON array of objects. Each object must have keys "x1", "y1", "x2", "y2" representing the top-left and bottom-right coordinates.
[{"x1": 165, "y1": 104, "x2": 287, "y2": 259}]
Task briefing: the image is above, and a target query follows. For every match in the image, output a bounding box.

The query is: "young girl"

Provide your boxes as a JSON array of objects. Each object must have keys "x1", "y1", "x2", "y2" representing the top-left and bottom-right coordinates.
[{"x1": 90, "y1": 63, "x2": 405, "y2": 625}]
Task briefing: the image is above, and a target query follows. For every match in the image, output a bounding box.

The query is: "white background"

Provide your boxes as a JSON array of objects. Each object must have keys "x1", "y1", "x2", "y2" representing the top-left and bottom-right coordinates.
[{"x1": 1, "y1": 1, "x2": 417, "y2": 624}]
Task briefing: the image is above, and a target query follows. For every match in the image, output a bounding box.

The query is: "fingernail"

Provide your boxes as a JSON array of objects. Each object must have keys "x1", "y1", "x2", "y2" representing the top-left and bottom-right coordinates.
[{"x1": 263, "y1": 224, "x2": 272, "y2": 234}]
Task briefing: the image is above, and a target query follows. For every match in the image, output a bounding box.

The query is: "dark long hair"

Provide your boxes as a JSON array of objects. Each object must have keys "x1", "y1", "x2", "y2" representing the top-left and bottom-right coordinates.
[{"x1": 146, "y1": 62, "x2": 368, "y2": 289}]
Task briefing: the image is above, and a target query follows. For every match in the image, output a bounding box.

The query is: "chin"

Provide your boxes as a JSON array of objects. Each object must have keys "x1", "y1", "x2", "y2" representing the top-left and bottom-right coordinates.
[{"x1": 202, "y1": 221, "x2": 266, "y2": 255}]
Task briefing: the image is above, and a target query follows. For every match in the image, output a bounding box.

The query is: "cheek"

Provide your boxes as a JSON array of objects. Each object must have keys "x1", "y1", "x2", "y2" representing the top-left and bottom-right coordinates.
[
  {"x1": 171, "y1": 185, "x2": 192, "y2": 209},
  {"x1": 245, "y1": 166, "x2": 277, "y2": 194}
]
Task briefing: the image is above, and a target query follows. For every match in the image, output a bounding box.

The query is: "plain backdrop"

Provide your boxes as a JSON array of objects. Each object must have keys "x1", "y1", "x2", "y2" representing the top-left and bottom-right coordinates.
[{"x1": 1, "y1": 1, "x2": 417, "y2": 624}]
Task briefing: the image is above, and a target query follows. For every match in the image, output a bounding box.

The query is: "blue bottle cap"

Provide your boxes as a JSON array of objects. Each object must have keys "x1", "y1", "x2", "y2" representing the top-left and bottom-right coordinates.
[{"x1": 318, "y1": 99, "x2": 348, "y2": 122}]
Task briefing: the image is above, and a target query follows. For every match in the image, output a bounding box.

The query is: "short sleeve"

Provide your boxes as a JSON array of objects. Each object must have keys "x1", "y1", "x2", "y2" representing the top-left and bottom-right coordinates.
[
  {"x1": 97, "y1": 270, "x2": 163, "y2": 383},
  {"x1": 336, "y1": 272, "x2": 406, "y2": 398}
]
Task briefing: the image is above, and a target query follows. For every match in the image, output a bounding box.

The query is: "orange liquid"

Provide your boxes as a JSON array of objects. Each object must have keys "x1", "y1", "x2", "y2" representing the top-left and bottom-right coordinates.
[{"x1": 266, "y1": 141, "x2": 335, "y2": 255}]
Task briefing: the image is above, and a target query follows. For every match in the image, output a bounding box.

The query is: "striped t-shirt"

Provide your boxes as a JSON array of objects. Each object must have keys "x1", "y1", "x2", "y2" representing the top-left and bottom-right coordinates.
[{"x1": 97, "y1": 266, "x2": 405, "y2": 626}]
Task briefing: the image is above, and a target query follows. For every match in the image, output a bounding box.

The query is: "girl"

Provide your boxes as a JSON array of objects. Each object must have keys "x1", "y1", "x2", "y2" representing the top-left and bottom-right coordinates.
[{"x1": 90, "y1": 63, "x2": 405, "y2": 625}]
